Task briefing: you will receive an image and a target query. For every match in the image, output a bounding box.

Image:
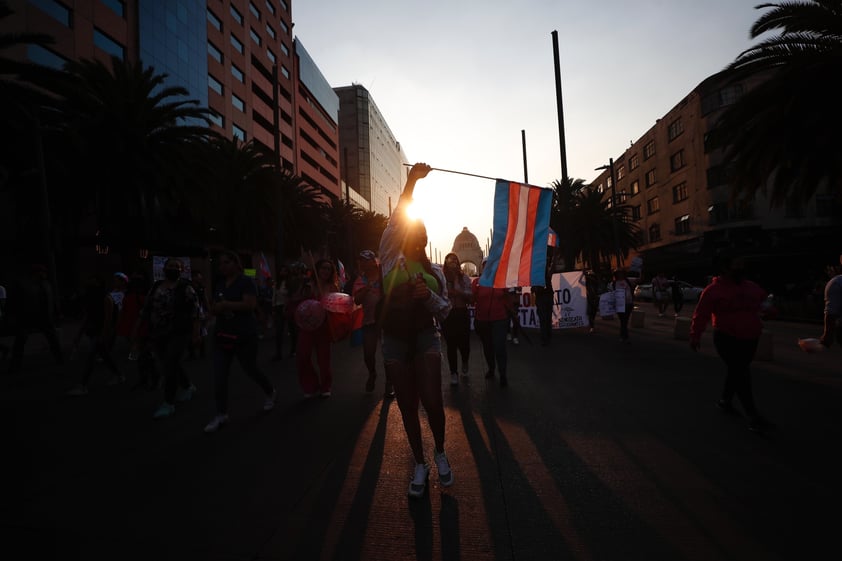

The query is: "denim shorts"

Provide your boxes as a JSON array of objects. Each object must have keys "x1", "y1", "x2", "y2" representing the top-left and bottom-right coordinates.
[{"x1": 382, "y1": 327, "x2": 441, "y2": 363}]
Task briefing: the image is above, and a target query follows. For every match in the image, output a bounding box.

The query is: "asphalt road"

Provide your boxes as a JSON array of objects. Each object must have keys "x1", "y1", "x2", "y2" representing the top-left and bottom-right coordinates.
[{"x1": 2, "y1": 310, "x2": 839, "y2": 561}]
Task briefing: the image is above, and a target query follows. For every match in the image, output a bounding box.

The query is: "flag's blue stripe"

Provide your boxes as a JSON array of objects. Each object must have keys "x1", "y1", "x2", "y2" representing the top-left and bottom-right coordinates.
[
  {"x1": 528, "y1": 189, "x2": 553, "y2": 286},
  {"x1": 479, "y1": 180, "x2": 511, "y2": 287}
]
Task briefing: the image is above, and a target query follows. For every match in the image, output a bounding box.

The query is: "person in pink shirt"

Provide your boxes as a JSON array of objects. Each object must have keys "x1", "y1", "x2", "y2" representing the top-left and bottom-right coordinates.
[{"x1": 690, "y1": 254, "x2": 774, "y2": 433}]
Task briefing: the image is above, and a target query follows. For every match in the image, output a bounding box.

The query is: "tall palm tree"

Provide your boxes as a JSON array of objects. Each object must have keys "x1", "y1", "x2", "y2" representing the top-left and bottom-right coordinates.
[
  {"x1": 549, "y1": 178, "x2": 640, "y2": 271},
  {"x1": 195, "y1": 136, "x2": 331, "y2": 256},
  {"x1": 708, "y1": 0, "x2": 842, "y2": 206},
  {"x1": 45, "y1": 56, "x2": 213, "y2": 248}
]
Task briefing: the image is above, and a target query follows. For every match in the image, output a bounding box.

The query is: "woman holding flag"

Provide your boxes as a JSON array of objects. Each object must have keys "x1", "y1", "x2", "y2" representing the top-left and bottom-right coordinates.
[{"x1": 378, "y1": 162, "x2": 454, "y2": 498}]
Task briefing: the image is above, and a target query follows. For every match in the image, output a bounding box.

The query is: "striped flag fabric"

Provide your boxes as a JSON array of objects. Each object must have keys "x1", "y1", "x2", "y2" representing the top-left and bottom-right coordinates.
[{"x1": 479, "y1": 179, "x2": 553, "y2": 288}]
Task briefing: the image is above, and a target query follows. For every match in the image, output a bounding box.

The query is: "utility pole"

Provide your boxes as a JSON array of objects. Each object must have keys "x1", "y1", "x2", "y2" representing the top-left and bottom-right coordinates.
[
  {"x1": 551, "y1": 31, "x2": 569, "y2": 186},
  {"x1": 595, "y1": 158, "x2": 622, "y2": 268}
]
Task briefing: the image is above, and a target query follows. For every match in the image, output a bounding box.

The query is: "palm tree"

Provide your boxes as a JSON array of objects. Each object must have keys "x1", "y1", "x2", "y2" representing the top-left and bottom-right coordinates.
[
  {"x1": 549, "y1": 178, "x2": 640, "y2": 271},
  {"x1": 708, "y1": 0, "x2": 842, "y2": 206},
  {"x1": 45, "y1": 56, "x2": 213, "y2": 249}
]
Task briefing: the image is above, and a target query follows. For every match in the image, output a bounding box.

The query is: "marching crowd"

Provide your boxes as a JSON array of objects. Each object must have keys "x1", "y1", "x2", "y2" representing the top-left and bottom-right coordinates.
[{"x1": 1, "y1": 163, "x2": 840, "y2": 498}]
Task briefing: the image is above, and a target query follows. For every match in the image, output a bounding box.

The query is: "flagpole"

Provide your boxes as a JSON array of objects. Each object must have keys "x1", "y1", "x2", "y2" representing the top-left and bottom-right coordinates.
[{"x1": 402, "y1": 163, "x2": 551, "y2": 190}]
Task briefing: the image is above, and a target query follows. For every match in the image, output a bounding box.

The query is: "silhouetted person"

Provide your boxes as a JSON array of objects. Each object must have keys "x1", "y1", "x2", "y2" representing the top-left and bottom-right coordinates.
[{"x1": 7, "y1": 264, "x2": 63, "y2": 374}]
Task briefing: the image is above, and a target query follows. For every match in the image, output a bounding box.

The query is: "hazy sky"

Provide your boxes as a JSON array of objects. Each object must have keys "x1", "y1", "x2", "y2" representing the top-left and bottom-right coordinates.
[{"x1": 292, "y1": 0, "x2": 764, "y2": 260}]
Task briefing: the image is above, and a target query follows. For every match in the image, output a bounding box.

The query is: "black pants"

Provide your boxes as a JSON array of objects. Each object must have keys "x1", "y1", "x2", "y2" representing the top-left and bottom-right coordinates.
[
  {"x1": 9, "y1": 324, "x2": 64, "y2": 372},
  {"x1": 617, "y1": 304, "x2": 632, "y2": 340},
  {"x1": 442, "y1": 307, "x2": 470, "y2": 374},
  {"x1": 81, "y1": 334, "x2": 120, "y2": 385},
  {"x1": 212, "y1": 336, "x2": 273, "y2": 414},
  {"x1": 475, "y1": 318, "x2": 508, "y2": 377},
  {"x1": 713, "y1": 330, "x2": 759, "y2": 417},
  {"x1": 537, "y1": 299, "x2": 553, "y2": 344},
  {"x1": 152, "y1": 333, "x2": 192, "y2": 405}
]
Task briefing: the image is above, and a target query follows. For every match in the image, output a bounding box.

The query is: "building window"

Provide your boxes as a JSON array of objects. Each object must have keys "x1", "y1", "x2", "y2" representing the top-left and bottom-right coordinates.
[
  {"x1": 675, "y1": 214, "x2": 691, "y2": 234},
  {"x1": 668, "y1": 117, "x2": 684, "y2": 141},
  {"x1": 670, "y1": 150, "x2": 686, "y2": 172},
  {"x1": 249, "y1": 2, "x2": 261, "y2": 19},
  {"x1": 208, "y1": 42, "x2": 222, "y2": 63},
  {"x1": 701, "y1": 84, "x2": 744, "y2": 115},
  {"x1": 250, "y1": 27, "x2": 261, "y2": 45},
  {"x1": 30, "y1": 0, "x2": 71, "y2": 26},
  {"x1": 266, "y1": 23, "x2": 275, "y2": 39},
  {"x1": 266, "y1": 49, "x2": 275, "y2": 63},
  {"x1": 616, "y1": 164, "x2": 626, "y2": 180},
  {"x1": 27, "y1": 44, "x2": 66, "y2": 69},
  {"x1": 647, "y1": 196, "x2": 660, "y2": 214},
  {"x1": 232, "y1": 94, "x2": 245, "y2": 112},
  {"x1": 629, "y1": 154, "x2": 639, "y2": 171},
  {"x1": 208, "y1": 110, "x2": 223, "y2": 127},
  {"x1": 645, "y1": 169, "x2": 656, "y2": 188},
  {"x1": 280, "y1": 42, "x2": 289, "y2": 56},
  {"x1": 231, "y1": 34, "x2": 244, "y2": 54},
  {"x1": 649, "y1": 223, "x2": 661, "y2": 243},
  {"x1": 280, "y1": 0, "x2": 288, "y2": 12},
  {"x1": 631, "y1": 205, "x2": 641, "y2": 221},
  {"x1": 629, "y1": 180, "x2": 640, "y2": 195},
  {"x1": 281, "y1": 65, "x2": 290, "y2": 79},
  {"x1": 208, "y1": 74, "x2": 223, "y2": 95},
  {"x1": 231, "y1": 64, "x2": 244, "y2": 83},
  {"x1": 232, "y1": 124, "x2": 246, "y2": 141},
  {"x1": 280, "y1": 19, "x2": 289, "y2": 34},
  {"x1": 102, "y1": 0, "x2": 125, "y2": 17},
  {"x1": 643, "y1": 140, "x2": 656, "y2": 160},
  {"x1": 672, "y1": 181, "x2": 688, "y2": 203},
  {"x1": 617, "y1": 190, "x2": 629, "y2": 204},
  {"x1": 230, "y1": 5, "x2": 243, "y2": 25},
  {"x1": 94, "y1": 28, "x2": 125, "y2": 59},
  {"x1": 207, "y1": 8, "x2": 222, "y2": 31},
  {"x1": 266, "y1": 1, "x2": 276, "y2": 15}
]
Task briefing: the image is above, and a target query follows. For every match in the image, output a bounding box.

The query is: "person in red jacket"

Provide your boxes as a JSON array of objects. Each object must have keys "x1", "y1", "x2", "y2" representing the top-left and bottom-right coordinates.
[
  {"x1": 690, "y1": 254, "x2": 774, "y2": 433},
  {"x1": 472, "y1": 259, "x2": 515, "y2": 387}
]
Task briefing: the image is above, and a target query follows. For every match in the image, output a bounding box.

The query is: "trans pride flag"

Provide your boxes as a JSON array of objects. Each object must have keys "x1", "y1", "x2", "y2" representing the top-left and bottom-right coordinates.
[{"x1": 479, "y1": 180, "x2": 553, "y2": 288}]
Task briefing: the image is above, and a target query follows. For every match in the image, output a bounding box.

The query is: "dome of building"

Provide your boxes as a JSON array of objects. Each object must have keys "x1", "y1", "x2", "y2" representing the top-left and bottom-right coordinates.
[{"x1": 450, "y1": 227, "x2": 484, "y2": 276}]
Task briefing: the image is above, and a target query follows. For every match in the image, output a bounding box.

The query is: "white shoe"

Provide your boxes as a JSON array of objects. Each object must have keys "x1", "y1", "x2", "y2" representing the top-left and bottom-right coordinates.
[
  {"x1": 175, "y1": 384, "x2": 196, "y2": 402},
  {"x1": 512, "y1": 337, "x2": 519, "y2": 345},
  {"x1": 204, "y1": 414, "x2": 229, "y2": 433},
  {"x1": 506, "y1": 333, "x2": 512, "y2": 341},
  {"x1": 408, "y1": 463, "x2": 430, "y2": 498},
  {"x1": 263, "y1": 389, "x2": 277, "y2": 411},
  {"x1": 450, "y1": 373, "x2": 459, "y2": 386},
  {"x1": 434, "y1": 450, "x2": 454, "y2": 486}
]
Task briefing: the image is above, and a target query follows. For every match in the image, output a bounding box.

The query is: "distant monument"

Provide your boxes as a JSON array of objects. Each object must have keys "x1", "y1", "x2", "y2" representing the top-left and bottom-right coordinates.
[{"x1": 451, "y1": 227, "x2": 483, "y2": 276}]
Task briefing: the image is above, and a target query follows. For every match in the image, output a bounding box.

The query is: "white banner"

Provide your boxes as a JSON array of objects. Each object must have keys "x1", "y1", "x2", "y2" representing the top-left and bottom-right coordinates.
[{"x1": 518, "y1": 271, "x2": 589, "y2": 330}]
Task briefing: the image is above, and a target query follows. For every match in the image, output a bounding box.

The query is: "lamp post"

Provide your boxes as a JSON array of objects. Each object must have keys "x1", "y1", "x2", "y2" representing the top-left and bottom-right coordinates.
[{"x1": 595, "y1": 158, "x2": 622, "y2": 269}]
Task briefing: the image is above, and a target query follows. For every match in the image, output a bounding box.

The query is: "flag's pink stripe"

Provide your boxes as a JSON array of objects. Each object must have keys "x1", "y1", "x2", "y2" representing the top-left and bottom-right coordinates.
[{"x1": 518, "y1": 187, "x2": 540, "y2": 284}]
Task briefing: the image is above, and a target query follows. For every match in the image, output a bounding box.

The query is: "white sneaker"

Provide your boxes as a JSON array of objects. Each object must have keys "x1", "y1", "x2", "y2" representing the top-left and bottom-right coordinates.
[
  {"x1": 263, "y1": 389, "x2": 277, "y2": 411},
  {"x1": 512, "y1": 337, "x2": 519, "y2": 345},
  {"x1": 450, "y1": 373, "x2": 459, "y2": 386},
  {"x1": 66, "y1": 385, "x2": 88, "y2": 396},
  {"x1": 506, "y1": 333, "x2": 512, "y2": 341},
  {"x1": 204, "y1": 414, "x2": 229, "y2": 433},
  {"x1": 408, "y1": 463, "x2": 430, "y2": 498},
  {"x1": 434, "y1": 450, "x2": 454, "y2": 487},
  {"x1": 152, "y1": 402, "x2": 175, "y2": 419},
  {"x1": 175, "y1": 384, "x2": 196, "y2": 402}
]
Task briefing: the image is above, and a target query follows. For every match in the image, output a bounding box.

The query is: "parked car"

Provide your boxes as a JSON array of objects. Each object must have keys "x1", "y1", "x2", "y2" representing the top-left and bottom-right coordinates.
[{"x1": 633, "y1": 280, "x2": 704, "y2": 302}]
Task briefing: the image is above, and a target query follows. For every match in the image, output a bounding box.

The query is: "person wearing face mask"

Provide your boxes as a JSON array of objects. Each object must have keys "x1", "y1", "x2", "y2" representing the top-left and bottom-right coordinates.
[
  {"x1": 690, "y1": 253, "x2": 774, "y2": 433},
  {"x1": 136, "y1": 258, "x2": 201, "y2": 419}
]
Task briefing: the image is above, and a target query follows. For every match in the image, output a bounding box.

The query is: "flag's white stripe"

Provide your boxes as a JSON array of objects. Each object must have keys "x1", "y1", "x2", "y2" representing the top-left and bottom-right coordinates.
[{"x1": 505, "y1": 186, "x2": 530, "y2": 286}]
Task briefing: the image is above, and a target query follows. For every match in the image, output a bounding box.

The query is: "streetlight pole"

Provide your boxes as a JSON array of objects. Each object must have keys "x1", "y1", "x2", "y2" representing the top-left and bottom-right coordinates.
[{"x1": 595, "y1": 158, "x2": 622, "y2": 269}]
